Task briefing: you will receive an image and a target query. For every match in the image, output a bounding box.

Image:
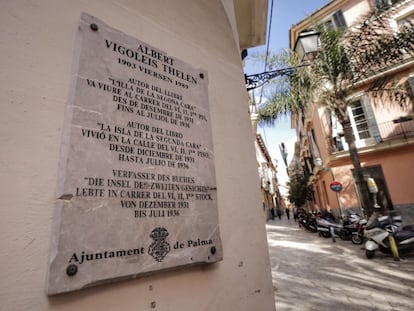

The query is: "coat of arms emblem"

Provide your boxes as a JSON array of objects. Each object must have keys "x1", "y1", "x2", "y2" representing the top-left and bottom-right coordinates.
[{"x1": 148, "y1": 227, "x2": 171, "y2": 262}]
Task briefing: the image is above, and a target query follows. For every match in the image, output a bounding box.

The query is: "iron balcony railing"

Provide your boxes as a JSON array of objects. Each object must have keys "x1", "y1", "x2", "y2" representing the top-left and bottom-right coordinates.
[
  {"x1": 326, "y1": 117, "x2": 414, "y2": 154},
  {"x1": 377, "y1": 117, "x2": 414, "y2": 142}
]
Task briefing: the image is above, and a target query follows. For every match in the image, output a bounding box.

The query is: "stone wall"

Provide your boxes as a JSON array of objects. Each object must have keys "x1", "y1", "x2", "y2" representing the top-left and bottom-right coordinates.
[{"x1": 0, "y1": 1, "x2": 275, "y2": 310}]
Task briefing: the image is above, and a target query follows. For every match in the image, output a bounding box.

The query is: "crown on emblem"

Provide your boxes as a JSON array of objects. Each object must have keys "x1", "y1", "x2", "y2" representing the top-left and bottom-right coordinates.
[{"x1": 150, "y1": 227, "x2": 169, "y2": 240}]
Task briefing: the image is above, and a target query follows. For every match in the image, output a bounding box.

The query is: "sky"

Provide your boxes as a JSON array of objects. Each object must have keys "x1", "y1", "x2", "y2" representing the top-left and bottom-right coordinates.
[{"x1": 244, "y1": 0, "x2": 331, "y2": 193}]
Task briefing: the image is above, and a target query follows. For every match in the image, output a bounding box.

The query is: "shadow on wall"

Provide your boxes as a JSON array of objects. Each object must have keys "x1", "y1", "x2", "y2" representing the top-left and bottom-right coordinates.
[{"x1": 332, "y1": 165, "x2": 360, "y2": 210}]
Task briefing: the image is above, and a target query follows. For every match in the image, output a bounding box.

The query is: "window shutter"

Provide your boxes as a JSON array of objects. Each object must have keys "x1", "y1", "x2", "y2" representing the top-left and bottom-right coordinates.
[
  {"x1": 333, "y1": 10, "x2": 347, "y2": 29},
  {"x1": 375, "y1": 0, "x2": 384, "y2": 9},
  {"x1": 361, "y1": 95, "x2": 382, "y2": 143},
  {"x1": 406, "y1": 76, "x2": 414, "y2": 112},
  {"x1": 406, "y1": 76, "x2": 414, "y2": 109}
]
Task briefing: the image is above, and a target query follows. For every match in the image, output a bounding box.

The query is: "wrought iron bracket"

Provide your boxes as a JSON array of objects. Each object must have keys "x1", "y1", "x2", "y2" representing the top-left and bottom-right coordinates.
[{"x1": 245, "y1": 64, "x2": 310, "y2": 91}]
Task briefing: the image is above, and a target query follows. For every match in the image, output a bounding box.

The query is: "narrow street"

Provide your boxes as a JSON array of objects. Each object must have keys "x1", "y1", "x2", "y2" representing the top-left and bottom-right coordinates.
[{"x1": 266, "y1": 216, "x2": 414, "y2": 311}]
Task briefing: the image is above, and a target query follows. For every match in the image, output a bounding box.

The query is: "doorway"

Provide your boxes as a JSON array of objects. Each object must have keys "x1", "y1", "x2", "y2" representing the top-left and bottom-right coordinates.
[{"x1": 353, "y1": 165, "x2": 393, "y2": 212}]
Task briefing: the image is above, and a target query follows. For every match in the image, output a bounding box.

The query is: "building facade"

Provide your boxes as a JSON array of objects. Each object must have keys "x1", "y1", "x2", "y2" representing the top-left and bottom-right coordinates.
[
  {"x1": 256, "y1": 133, "x2": 282, "y2": 219},
  {"x1": 289, "y1": 0, "x2": 414, "y2": 223},
  {"x1": 251, "y1": 103, "x2": 284, "y2": 220}
]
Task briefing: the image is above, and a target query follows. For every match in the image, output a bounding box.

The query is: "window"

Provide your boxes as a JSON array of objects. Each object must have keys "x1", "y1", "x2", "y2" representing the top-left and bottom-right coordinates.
[
  {"x1": 323, "y1": 20, "x2": 334, "y2": 29},
  {"x1": 321, "y1": 10, "x2": 346, "y2": 31},
  {"x1": 375, "y1": 0, "x2": 402, "y2": 10},
  {"x1": 333, "y1": 10, "x2": 347, "y2": 29},
  {"x1": 329, "y1": 96, "x2": 380, "y2": 153},
  {"x1": 350, "y1": 100, "x2": 371, "y2": 140},
  {"x1": 374, "y1": 0, "x2": 388, "y2": 10}
]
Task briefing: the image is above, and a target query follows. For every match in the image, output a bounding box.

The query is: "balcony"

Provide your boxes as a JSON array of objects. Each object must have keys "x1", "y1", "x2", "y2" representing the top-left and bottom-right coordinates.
[
  {"x1": 377, "y1": 117, "x2": 414, "y2": 142},
  {"x1": 327, "y1": 117, "x2": 414, "y2": 153}
]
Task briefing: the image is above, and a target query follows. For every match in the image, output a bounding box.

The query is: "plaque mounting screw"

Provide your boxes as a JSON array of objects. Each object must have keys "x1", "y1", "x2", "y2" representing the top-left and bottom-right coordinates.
[
  {"x1": 90, "y1": 23, "x2": 99, "y2": 31},
  {"x1": 199, "y1": 73, "x2": 204, "y2": 79},
  {"x1": 210, "y1": 246, "x2": 216, "y2": 255},
  {"x1": 66, "y1": 264, "x2": 78, "y2": 276}
]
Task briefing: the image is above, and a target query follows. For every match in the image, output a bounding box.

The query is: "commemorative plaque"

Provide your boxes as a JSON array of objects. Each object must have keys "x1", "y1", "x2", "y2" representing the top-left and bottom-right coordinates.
[{"x1": 47, "y1": 13, "x2": 222, "y2": 295}]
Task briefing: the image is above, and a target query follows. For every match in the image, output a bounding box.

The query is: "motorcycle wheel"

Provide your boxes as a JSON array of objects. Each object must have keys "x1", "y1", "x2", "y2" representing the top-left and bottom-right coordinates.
[
  {"x1": 339, "y1": 232, "x2": 348, "y2": 240},
  {"x1": 365, "y1": 250, "x2": 375, "y2": 259},
  {"x1": 321, "y1": 231, "x2": 331, "y2": 238},
  {"x1": 351, "y1": 234, "x2": 363, "y2": 245}
]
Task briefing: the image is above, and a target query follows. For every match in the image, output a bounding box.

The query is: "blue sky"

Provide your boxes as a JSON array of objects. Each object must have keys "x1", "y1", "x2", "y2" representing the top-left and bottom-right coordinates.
[{"x1": 244, "y1": 0, "x2": 331, "y2": 190}]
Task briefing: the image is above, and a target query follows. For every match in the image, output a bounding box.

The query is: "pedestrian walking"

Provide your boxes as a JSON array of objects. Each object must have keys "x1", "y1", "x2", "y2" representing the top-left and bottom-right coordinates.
[
  {"x1": 285, "y1": 208, "x2": 290, "y2": 220},
  {"x1": 293, "y1": 207, "x2": 298, "y2": 222},
  {"x1": 277, "y1": 209, "x2": 282, "y2": 220}
]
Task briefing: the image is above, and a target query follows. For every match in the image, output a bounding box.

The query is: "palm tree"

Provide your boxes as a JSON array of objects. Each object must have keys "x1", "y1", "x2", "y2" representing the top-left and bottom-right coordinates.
[{"x1": 257, "y1": 8, "x2": 414, "y2": 217}]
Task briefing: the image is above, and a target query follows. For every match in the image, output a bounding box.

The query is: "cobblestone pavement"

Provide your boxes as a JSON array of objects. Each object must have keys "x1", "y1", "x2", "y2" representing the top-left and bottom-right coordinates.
[{"x1": 266, "y1": 217, "x2": 414, "y2": 311}]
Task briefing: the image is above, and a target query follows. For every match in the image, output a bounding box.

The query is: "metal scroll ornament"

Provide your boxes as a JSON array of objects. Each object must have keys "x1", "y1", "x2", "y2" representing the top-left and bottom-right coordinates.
[{"x1": 148, "y1": 227, "x2": 171, "y2": 262}]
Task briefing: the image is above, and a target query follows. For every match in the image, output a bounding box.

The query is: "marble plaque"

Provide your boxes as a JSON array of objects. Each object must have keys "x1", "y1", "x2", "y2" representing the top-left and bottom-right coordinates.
[{"x1": 47, "y1": 13, "x2": 222, "y2": 295}]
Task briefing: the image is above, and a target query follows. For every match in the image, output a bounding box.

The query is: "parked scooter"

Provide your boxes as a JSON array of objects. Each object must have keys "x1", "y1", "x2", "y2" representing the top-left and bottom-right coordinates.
[
  {"x1": 317, "y1": 211, "x2": 362, "y2": 242},
  {"x1": 306, "y1": 213, "x2": 318, "y2": 232},
  {"x1": 340, "y1": 212, "x2": 363, "y2": 240},
  {"x1": 317, "y1": 216, "x2": 341, "y2": 240},
  {"x1": 298, "y1": 211, "x2": 306, "y2": 228},
  {"x1": 298, "y1": 211, "x2": 318, "y2": 232},
  {"x1": 364, "y1": 213, "x2": 414, "y2": 259},
  {"x1": 351, "y1": 217, "x2": 367, "y2": 245}
]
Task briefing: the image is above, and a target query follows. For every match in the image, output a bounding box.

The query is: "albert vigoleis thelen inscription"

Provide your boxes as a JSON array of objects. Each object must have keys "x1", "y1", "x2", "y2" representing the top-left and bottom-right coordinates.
[{"x1": 46, "y1": 13, "x2": 222, "y2": 295}]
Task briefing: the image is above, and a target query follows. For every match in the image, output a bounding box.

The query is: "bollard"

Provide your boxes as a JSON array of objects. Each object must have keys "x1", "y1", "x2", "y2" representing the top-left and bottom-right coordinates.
[
  {"x1": 388, "y1": 235, "x2": 400, "y2": 261},
  {"x1": 330, "y1": 226, "x2": 336, "y2": 243}
]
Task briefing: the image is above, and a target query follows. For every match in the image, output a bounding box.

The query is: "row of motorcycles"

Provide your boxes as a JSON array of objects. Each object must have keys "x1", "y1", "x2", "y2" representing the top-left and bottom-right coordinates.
[{"x1": 298, "y1": 209, "x2": 414, "y2": 259}]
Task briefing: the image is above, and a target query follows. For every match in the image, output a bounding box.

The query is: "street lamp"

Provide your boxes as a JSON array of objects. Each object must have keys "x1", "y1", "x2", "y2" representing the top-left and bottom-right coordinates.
[
  {"x1": 293, "y1": 30, "x2": 320, "y2": 62},
  {"x1": 314, "y1": 157, "x2": 323, "y2": 168},
  {"x1": 245, "y1": 30, "x2": 320, "y2": 91}
]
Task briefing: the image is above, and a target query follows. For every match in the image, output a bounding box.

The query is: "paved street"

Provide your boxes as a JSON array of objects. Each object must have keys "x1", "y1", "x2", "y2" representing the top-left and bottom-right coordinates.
[{"x1": 266, "y1": 216, "x2": 414, "y2": 311}]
